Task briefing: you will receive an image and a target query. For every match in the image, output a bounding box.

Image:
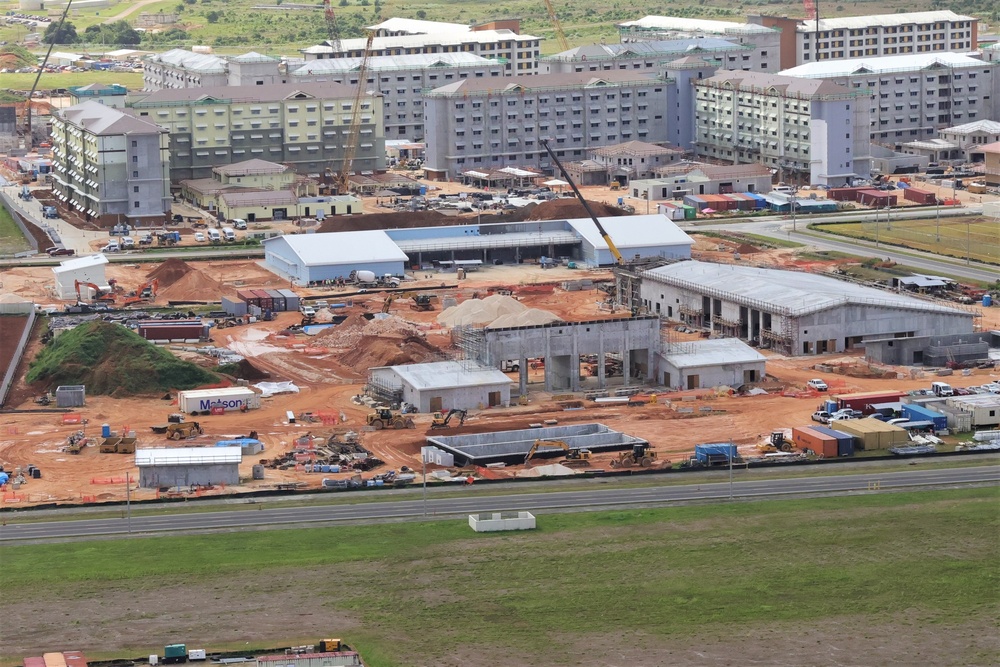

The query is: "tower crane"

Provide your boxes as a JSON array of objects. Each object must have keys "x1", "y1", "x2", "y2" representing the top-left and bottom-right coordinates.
[
  {"x1": 335, "y1": 29, "x2": 376, "y2": 195},
  {"x1": 543, "y1": 0, "x2": 569, "y2": 52},
  {"x1": 24, "y1": 0, "x2": 74, "y2": 148}
]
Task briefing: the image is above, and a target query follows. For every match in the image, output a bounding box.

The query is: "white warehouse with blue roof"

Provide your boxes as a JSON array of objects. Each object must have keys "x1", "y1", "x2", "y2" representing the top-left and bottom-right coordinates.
[
  {"x1": 639, "y1": 260, "x2": 975, "y2": 357},
  {"x1": 261, "y1": 214, "x2": 693, "y2": 283}
]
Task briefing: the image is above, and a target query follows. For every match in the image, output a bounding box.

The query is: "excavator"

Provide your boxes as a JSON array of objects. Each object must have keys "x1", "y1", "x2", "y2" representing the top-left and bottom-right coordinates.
[
  {"x1": 74, "y1": 280, "x2": 115, "y2": 304},
  {"x1": 523, "y1": 439, "x2": 591, "y2": 466},
  {"x1": 120, "y1": 279, "x2": 159, "y2": 307},
  {"x1": 609, "y1": 443, "x2": 658, "y2": 468},
  {"x1": 381, "y1": 294, "x2": 396, "y2": 314},
  {"x1": 430, "y1": 408, "x2": 467, "y2": 429},
  {"x1": 402, "y1": 292, "x2": 435, "y2": 311}
]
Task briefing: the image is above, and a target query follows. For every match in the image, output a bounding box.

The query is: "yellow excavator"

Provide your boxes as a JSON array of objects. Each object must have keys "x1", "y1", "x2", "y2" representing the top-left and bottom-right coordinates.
[
  {"x1": 430, "y1": 408, "x2": 467, "y2": 429},
  {"x1": 523, "y1": 439, "x2": 591, "y2": 466}
]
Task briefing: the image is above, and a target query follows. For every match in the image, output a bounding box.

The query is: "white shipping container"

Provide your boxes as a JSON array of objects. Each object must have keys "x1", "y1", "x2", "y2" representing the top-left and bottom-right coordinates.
[
  {"x1": 176, "y1": 387, "x2": 260, "y2": 414},
  {"x1": 188, "y1": 651, "x2": 206, "y2": 661}
]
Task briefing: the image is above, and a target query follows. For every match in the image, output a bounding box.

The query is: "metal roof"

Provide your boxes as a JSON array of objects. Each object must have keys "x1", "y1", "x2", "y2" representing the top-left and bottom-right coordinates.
[
  {"x1": 59, "y1": 101, "x2": 165, "y2": 136},
  {"x1": 366, "y1": 17, "x2": 471, "y2": 34},
  {"x1": 386, "y1": 361, "x2": 512, "y2": 391},
  {"x1": 304, "y1": 29, "x2": 538, "y2": 54},
  {"x1": 146, "y1": 48, "x2": 227, "y2": 72},
  {"x1": 779, "y1": 52, "x2": 987, "y2": 78},
  {"x1": 798, "y1": 10, "x2": 977, "y2": 33},
  {"x1": 52, "y1": 253, "x2": 108, "y2": 274},
  {"x1": 660, "y1": 338, "x2": 765, "y2": 368},
  {"x1": 546, "y1": 37, "x2": 742, "y2": 61},
  {"x1": 135, "y1": 446, "x2": 242, "y2": 467},
  {"x1": 426, "y1": 70, "x2": 662, "y2": 96},
  {"x1": 618, "y1": 16, "x2": 774, "y2": 34},
  {"x1": 566, "y1": 214, "x2": 694, "y2": 252},
  {"x1": 290, "y1": 52, "x2": 500, "y2": 75},
  {"x1": 263, "y1": 230, "x2": 408, "y2": 266},
  {"x1": 392, "y1": 230, "x2": 579, "y2": 254},
  {"x1": 700, "y1": 70, "x2": 857, "y2": 98},
  {"x1": 943, "y1": 119, "x2": 1000, "y2": 135},
  {"x1": 644, "y1": 260, "x2": 972, "y2": 317}
]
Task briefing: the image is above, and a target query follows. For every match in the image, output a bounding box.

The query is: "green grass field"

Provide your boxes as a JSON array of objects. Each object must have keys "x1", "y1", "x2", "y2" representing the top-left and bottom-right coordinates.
[
  {"x1": 0, "y1": 203, "x2": 31, "y2": 255},
  {"x1": 2, "y1": 71, "x2": 144, "y2": 91},
  {"x1": 1, "y1": 487, "x2": 997, "y2": 665},
  {"x1": 816, "y1": 217, "x2": 1000, "y2": 265}
]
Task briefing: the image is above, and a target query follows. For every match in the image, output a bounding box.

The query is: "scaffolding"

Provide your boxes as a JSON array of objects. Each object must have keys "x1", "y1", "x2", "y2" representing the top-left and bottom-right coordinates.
[
  {"x1": 365, "y1": 371, "x2": 403, "y2": 406},
  {"x1": 455, "y1": 325, "x2": 488, "y2": 368}
]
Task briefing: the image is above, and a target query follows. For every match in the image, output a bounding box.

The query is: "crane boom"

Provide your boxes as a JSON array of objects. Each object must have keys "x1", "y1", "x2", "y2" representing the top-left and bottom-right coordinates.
[
  {"x1": 540, "y1": 139, "x2": 625, "y2": 265},
  {"x1": 543, "y1": 0, "x2": 570, "y2": 52},
  {"x1": 25, "y1": 0, "x2": 74, "y2": 147},
  {"x1": 323, "y1": 0, "x2": 342, "y2": 52},
  {"x1": 336, "y1": 30, "x2": 375, "y2": 195}
]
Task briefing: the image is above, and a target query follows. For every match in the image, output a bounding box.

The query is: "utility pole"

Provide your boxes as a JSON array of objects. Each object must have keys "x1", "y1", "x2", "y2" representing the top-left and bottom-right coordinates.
[
  {"x1": 421, "y1": 449, "x2": 428, "y2": 517},
  {"x1": 728, "y1": 439, "x2": 734, "y2": 501},
  {"x1": 125, "y1": 472, "x2": 132, "y2": 534},
  {"x1": 966, "y1": 220, "x2": 971, "y2": 265},
  {"x1": 936, "y1": 197, "x2": 941, "y2": 241}
]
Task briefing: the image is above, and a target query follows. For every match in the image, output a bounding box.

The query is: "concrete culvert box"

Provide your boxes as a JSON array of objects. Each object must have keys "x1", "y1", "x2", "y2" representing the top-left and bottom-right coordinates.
[
  {"x1": 55, "y1": 385, "x2": 86, "y2": 407},
  {"x1": 427, "y1": 423, "x2": 644, "y2": 466}
]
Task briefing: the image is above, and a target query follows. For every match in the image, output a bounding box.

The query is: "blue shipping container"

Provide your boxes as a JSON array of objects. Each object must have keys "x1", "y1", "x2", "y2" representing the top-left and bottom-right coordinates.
[
  {"x1": 901, "y1": 404, "x2": 947, "y2": 430},
  {"x1": 694, "y1": 443, "x2": 737, "y2": 463},
  {"x1": 810, "y1": 425, "x2": 855, "y2": 457}
]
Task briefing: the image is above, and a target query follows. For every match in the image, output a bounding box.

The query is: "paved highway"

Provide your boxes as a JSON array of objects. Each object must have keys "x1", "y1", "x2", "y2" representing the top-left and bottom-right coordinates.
[{"x1": 2, "y1": 466, "x2": 996, "y2": 542}]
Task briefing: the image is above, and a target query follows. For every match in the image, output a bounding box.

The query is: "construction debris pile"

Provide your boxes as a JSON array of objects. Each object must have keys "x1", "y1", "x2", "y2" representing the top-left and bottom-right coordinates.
[
  {"x1": 259, "y1": 432, "x2": 385, "y2": 472},
  {"x1": 437, "y1": 294, "x2": 559, "y2": 328},
  {"x1": 316, "y1": 313, "x2": 422, "y2": 348}
]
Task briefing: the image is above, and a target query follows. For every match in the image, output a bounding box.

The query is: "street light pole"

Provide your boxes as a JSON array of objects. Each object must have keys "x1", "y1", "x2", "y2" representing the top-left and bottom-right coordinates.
[
  {"x1": 421, "y1": 449, "x2": 428, "y2": 517},
  {"x1": 125, "y1": 472, "x2": 132, "y2": 534}
]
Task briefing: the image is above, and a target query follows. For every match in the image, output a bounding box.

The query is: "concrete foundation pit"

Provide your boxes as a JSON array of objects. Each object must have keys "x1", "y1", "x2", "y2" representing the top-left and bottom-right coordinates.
[{"x1": 426, "y1": 422, "x2": 646, "y2": 466}]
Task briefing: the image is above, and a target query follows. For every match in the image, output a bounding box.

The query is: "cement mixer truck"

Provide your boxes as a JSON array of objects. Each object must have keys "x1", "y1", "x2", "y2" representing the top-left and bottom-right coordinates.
[{"x1": 349, "y1": 270, "x2": 378, "y2": 288}]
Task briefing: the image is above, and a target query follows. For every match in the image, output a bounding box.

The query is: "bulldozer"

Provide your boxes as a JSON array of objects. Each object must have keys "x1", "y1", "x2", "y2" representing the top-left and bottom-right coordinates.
[
  {"x1": 155, "y1": 421, "x2": 204, "y2": 440},
  {"x1": 408, "y1": 293, "x2": 435, "y2": 311},
  {"x1": 524, "y1": 439, "x2": 591, "y2": 466},
  {"x1": 609, "y1": 443, "x2": 658, "y2": 468},
  {"x1": 430, "y1": 408, "x2": 467, "y2": 429},
  {"x1": 366, "y1": 408, "x2": 414, "y2": 430}
]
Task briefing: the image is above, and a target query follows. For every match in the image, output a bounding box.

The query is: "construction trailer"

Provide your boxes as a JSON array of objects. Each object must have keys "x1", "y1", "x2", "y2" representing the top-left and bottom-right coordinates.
[
  {"x1": 136, "y1": 446, "x2": 242, "y2": 488},
  {"x1": 369, "y1": 360, "x2": 513, "y2": 413},
  {"x1": 657, "y1": 338, "x2": 766, "y2": 390},
  {"x1": 945, "y1": 394, "x2": 1000, "y2": 428}
]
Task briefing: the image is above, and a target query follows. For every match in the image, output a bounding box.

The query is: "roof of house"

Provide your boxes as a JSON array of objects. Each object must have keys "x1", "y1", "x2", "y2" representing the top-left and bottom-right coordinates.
[
  {"x1": 566, "y1": 214, "x2": 693, "y2": 252},
  {"x1": 546, "y1": 37, "x2": 743, "y2": 61},
  {"x1": 979, "y1": 141, "x2": 1000, "y2": 155},
  {"x1": 145, "y1": 48, "x2": 228, "y2": 72},
  {"x1": 135, "y1": 446, "x2": 242, "y2": 467},
  {"x1": 213, "y1": 159, "x2": 289, "y2": 176},
  {"x1": 51, "y1": 253, "x2": 108, "y2": 275},
  {"x1": 262, "y1": 230, "x2": 409, "y2": 266},
  {"x1": 699, "y1": 70, "x2": 856, "y2": 98},
  {"x1": 779, "y1": 52, "x2": 988, "y2": 78},
  {"x1": 303, "y1": 28, "x2": 538, "y2": 55},
  {"x1": 426, "y1": 70, "x2": 662, "y2": 96},
  {"x1": 660, "y1": 338, "x2": 766, "y2": 368},
  {"x1": 591, "y1": 141, "x2": 683, "y2": 158},
  {"x1": 180, "y1": 178, "x2": 254, "y2": 196},
  {"x1": 942, "y1": 120, "x2": 1000, "y2": 135},
  {"x1": 290, "y1": 52, "x2": 502, "y2": 76},
  {"x1": 59, "y1": 101, "x2": 165, "y2": 136},
  {"x1": 387, "y1": 360, "x2": 513, "y2": 391},
  {"x1": 366, "y1": 17, "x2": 471, "y2": 34},
  {"x1": 644, "y1": 260, "x2": 971, "y2": 317},
  {"x1": 130, "y1": 81, "x2": 360, "y2": 105},
  {"x1": 798, "y1": 10, "x2": 977, "y2": 33},
  {"x1": 618, "y1": 16, "x2": 774, "y2": 34},
  {"x1": 228, "y1": 51, "x2": 278, "y2": 64},
  {"x1": 70, "y1": 83, "x2": 127, "y2": 94}
]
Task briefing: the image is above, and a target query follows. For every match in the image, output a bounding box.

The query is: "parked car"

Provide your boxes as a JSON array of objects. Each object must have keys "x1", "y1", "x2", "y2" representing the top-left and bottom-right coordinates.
[
  {"x1": 45, "y1": 246, "x2": 74, "y2": 256},
  {"x1": 807, "y1": 378, "x2": 828, "y2": 391},
  {"x1": 100, "y1": 242, "x2": 120, "y2": 253},
  {"x1": 231, "y1": 218, "x2": 247, "y2": 230},
  {"x1": 812, "y1": 411, "x2": 832, "y2": 424},
  {"x1": 886, "y1": 418, "x2": 911, "y2": 426},
  {"x1": 830, "y1": 410, "x2": 861, "y2": 422},
  {"x1": 194, "y1": 232, "x2": 206, "y2": 242}
]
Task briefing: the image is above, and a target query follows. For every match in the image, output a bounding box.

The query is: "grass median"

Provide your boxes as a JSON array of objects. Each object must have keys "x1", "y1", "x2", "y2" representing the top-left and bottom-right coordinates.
[{"x1": 1, "y1": 486, "x2": 997, "y2": 666}]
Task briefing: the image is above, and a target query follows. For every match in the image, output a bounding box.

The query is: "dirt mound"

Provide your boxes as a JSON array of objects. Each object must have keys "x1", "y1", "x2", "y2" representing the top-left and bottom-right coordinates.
[
  {"x1": 735, "y1": 243, "x2": 762, "y2": 254},
  {"x1": 158, "y1": 268, "x2": 225, "y2": 302},
  {"x1": 147, "y1": 258, "x2": 194, "y2": 288},
  {"x1": 319, "y1": 210, "x2": 456, "y2": 233},
  {"x1": 338, "y1": 334, "x2": 442, "y2": 373},
  {"x1": 316, "y1": 314, "x2": 421, "y2": 349},
  {"x1": 523, "y1": 199, "x2": 631, "y2": 221},
  {"x1": 25, "y1": 320, "x2": 219, "y2": 396},
  {"x1": 220, "y1": 358, "x2": 271, "y2": 381}
]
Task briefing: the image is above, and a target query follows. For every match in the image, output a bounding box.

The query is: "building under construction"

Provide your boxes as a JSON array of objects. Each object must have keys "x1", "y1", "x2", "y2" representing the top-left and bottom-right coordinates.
[{"x1": 637, "y1": 260, "x2": 976, "y2": 356}]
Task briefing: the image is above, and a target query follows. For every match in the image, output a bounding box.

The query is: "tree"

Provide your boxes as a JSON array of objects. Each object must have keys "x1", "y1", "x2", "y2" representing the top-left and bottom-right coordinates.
[
  {"x1": 205, "y1": 10, "x2": 221, "y2": 23},
  {"x1": 43, "y1": 20, "x2": 78, "y2": 44},
  {"x1": 416, "y1": 9, "x2": 427, "y2": 19}
]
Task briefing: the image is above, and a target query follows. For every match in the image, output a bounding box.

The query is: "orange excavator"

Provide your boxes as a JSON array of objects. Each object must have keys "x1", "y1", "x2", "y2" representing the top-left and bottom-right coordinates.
[
  {"x1": 120, "y1": 279, "x2": 159, "y2": 307},
  {"x1": 74, "y1": 280, "x2": 115, "y2": 303}
]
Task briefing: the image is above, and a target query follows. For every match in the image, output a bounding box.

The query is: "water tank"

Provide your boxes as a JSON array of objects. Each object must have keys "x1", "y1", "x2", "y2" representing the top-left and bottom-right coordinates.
[{"x1": 251, "y1": 465, "x2": 265, "y2": 480}]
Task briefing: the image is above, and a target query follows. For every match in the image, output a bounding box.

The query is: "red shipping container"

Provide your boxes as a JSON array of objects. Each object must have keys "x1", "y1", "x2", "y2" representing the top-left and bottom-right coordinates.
[
  {"x1": 237, "y1": 289, "x2": 260, "y2": 307},
  {"x1": 24, "y1": 658, "x2": 46, "y2": 667},
  {"x1": 835, "y1": 391, "x2": 905, "y2": 413},
  {"x1": 251, "y1": 289, "x2": 273, "y2": 310},
  {"x1": 903, "y1": 187, "x2": 936, "y2": 205},
  {"x1": 64, "y1": 652, "x2": 88, "y2": 667},
  {"x1": 791, "y1": 426, "x2": 839, "y2": 457}
]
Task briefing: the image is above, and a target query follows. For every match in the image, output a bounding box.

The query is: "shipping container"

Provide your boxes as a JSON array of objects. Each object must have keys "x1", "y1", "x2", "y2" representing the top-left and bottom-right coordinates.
[
  {"x1": 24, "y1": 657, "x2": 47, "y2": 667},
  {"x1": 901, "y1": 403, "x2": 948, "y2": 431},
  {"x1": 902, "y1": 187, "x2": 937, "y2": 205},
  {"x1": 222, "y1": 295, "x2": 248, "y2": 317},
  {"x1": 43, "y1": 654, "x2": 67, "y2": 667},
  {"x1": 163, "y1": 645, "x2": 186, "y2": 664},
  {"x1": 835, "y1": 391, "x2": 906, "y2": 413},
  {"x1": 137, "y1": 320, "x2": 206, "y2": 341},
  {"x1": 682, "y1": 194, "x2": 708, "y2": 210},
  {"x1": 791, "y1": 426, "x2": 839, "y2": 457},
  {"x1": 250, "y1": 289, "x2": 273, "y2": 311},
  {"x1": 176, "y1": 387, "x2": 260, "y2": 415},
  {"x1": 237, "y1": 289, "x2": 260, "y2": 307},
  {"x1": 277, "y1": 288, "x2": 300, "y2": 311},
  {"x1": 827, "y1": 186, "x2": 866, "y2": 202},
  {"x1": 63, "y1": 652, "x2": 87, "y2": 667},
  {"x1": 828, "y1": 418, "x2": 908, "y2": 450},
  {"x1": 265, "y1": 289, "x2": 286, "y2": 312},
  {"x1": 809, "y1": 425, "x2": 855, "y2": 457},
  {"x1": 857, "y1": 189, "x2": 898, "y2": 207},
  {"x1": 694, "y1": 442, "x2": 737, "y2": 464}
]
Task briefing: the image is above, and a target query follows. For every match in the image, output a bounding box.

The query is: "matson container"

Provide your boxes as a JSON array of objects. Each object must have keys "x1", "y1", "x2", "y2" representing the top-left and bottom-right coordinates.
[
  {"x1": 176, "y1": 387, "x2": 260, "y2": 415},
  {"x1": 791, "y1": 426, "x2": 839, "y2": 457}
]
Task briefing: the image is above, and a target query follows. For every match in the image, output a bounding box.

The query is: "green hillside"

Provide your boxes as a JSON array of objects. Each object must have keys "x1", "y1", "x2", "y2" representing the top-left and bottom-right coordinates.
[{"x1": 26, "y1": 320, "x2": 219, "y2": 396}]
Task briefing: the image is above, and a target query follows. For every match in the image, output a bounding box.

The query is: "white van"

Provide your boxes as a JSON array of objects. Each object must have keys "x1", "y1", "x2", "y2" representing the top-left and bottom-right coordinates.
[
  {"x1": 207, "y1": 229, "x2": 221, "y2": 243},
  {"x1": 222, "y1": 227, "x2": 236, "y2": 242},
  {"x1": 120, "y1": 236, "x2": 135, "y2": 249},
  {"x1": 231, "y1": 219, "x2": 247, "y2": 230},
  {"x1": 931, "y1": 381, "x2": 954, "y2": 397},
  {"x1": 101, "y1": 242, "x2": 120, "y2": 253}
]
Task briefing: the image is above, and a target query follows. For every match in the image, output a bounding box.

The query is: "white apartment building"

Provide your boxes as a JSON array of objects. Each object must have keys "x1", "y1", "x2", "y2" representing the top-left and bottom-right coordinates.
[
  {"x1": 780, "y1": 53, "x2": 999, "y2": 149},
  {"x1": 939, "y1": 120, "x2": 1000, "y2": 161},
  {"x1": 289, "y1": 53, "x2": 506, "y2": 140},
  {"x1": 541, "y1": 37, "x2": 778, "y2": 75},
  {"x1": 143, "y1": 49, "x2": 283, "y2": 91},
  {"x1": 694, "y1": 70, "x2": 871, "y2": 186},
  {"x1": 301, "y1": 28, "x2": 541, "y2": 75},
  {"x1": 422, "y1": 71, "x2": 672, "y2": 180},
  {"x1": 795, "y1": 11, "x2": 979, "y2": 63},
  {"x1": 618, "y1": 16, "x2": 782, "y2": 54},
  {"x1": 50, "y1": 101, "x2": 171, "y2": 226}
]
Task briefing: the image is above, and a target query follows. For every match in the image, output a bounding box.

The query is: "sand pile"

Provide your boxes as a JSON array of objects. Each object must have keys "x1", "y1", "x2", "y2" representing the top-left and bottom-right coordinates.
[
  {"x1": 157, "y1": 268, "x2": 225, "y2": 301},
  {"x1": 437, "y1": 295, "x2": 558, "y2": 329},
  {"x1": 147, "y1": 258, "x2": 194, "y2": 288},
  {"x1": 316, "y1": 314, "x2": 421, "y2": 349},
  {"x1": 339, "y1": 334, "x2": 442, "y2": 373}
]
